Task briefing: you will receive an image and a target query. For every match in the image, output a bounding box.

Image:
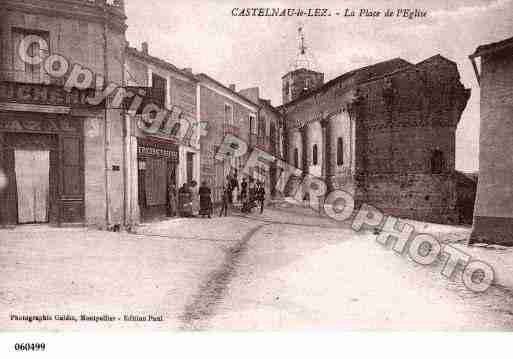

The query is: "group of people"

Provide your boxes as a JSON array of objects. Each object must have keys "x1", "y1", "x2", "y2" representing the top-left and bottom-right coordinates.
[
  {"x1": 167, "y1": 182, "x2": 196, "y2": 218},
  {"x1": 238, "y1": 177, "x2": 266, "y2": 215},
  {"x1": 167, "y1": 174, "x2": 267, "y2": 219},
  {"x1": 199, "y1": 173, "x2": 266, "y2": 218}
]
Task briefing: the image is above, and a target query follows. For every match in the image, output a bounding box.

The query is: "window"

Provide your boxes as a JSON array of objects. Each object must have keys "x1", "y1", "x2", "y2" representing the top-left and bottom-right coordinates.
[
  {"x1": 294, "y1": 148, "x2": 299, "y2": 168},
  {"x1": 431, "y1": 150, "x2": 445, "y2": 174},
  {"x1": 249, "y1": 114, "x2": 257, "y2": 135},
  {"x1": 270, "y1": 122, "x2": 277, "y2": 149},
  {"x1": 258, "y1": 115, "x2": 266, "y2": 138},
  {"x1": 224, "y1": 104, "x2": 234, "y2": 126},
  {"x1": 151, "y1": 73, "x2": 167, "y2": 106},
  {"x1": 12, "y1": 27, "x2": 50, "y2": 83},
  {"x1": 312, "y1": 144, "x2": 318, "y2": 165},
  {"x1": 337, "y1": 137, "x2": 344, "y2": 166}
]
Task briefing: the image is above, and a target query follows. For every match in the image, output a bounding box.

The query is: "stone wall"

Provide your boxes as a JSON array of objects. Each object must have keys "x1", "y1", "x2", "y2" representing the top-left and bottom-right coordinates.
[
  {"x1": 361, "y1": 173, "x2": 458, "y2": 223},
  {"x1": 306, "y1": 121, "x2": 322, "y2": 176},
  {"x1": 356, "y1": 56, "x2": 469, "y2": 223},
  {"x1": 327, "y1": 111, "x2": 354, "y2": 194},
  {"x1": 281, "y1": 56, "x2": 470, "y2": 224},
  {"x1": 282, "y1": 69, "x2": 324, "y2": 104}
]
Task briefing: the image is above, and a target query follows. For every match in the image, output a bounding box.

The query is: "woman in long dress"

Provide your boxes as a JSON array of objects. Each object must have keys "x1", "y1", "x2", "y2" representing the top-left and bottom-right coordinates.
[
  {"x1": 198, "y1": 181, "x2": 212, "y2": 218},
  {"x1": 232, "y1": 179, "x2": 239, "y2": 204},
  {"x1": 167, "y1": 183, "x2": 177, "y2": 217}
]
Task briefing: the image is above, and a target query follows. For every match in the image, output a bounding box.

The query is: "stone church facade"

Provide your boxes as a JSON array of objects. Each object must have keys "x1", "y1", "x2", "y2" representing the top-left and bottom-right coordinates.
[{"x1": 281, "y1": 55, "x2": 470, "y2": 224}]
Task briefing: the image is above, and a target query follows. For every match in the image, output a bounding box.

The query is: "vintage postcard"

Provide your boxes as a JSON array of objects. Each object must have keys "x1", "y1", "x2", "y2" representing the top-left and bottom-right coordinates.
[{"x1": 1, "y1": 0, "x2": 513, "y2": 355}]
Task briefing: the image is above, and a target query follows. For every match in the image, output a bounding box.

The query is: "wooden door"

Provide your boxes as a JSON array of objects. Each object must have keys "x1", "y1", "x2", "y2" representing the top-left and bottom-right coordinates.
[
  {"x1": 59, "y1": 136, "x2": 84, "y2": 223},
  {"x1": 14, "y1": 149, "x2": 50, "y2": 223}
]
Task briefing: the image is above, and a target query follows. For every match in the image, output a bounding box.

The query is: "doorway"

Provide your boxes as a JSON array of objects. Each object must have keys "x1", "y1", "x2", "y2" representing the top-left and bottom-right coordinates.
[
  {"x1": 186, "y1": 152, "x2": 195, "y2": 185},
  {"x1": 14, "y1": 149, "x2": 50, "y2": 224}
]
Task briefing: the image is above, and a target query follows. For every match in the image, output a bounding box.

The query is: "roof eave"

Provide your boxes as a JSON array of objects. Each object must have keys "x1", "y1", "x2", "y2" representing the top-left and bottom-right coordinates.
[
  {"x1": 470, "y1": 38, "x2": 513, "y2": 59},
  {"x1": 126, "y1": 47, "x2": 198, "y2": 82},
  {"x1": 196, "y1": 74, "x2": 260, "y2": 109}
]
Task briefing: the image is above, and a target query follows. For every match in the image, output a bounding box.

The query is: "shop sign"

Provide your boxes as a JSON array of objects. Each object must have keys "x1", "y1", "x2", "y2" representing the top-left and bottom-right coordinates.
[
  {"x1": 0, "y1": 117, "x2": 79, "y2": 134},
  {"x1": 137, "y1": 145, "x2": 178, "y2": 161},
  {"x1": 0, "y1": 82, "x2": 99, "y2": 107}
]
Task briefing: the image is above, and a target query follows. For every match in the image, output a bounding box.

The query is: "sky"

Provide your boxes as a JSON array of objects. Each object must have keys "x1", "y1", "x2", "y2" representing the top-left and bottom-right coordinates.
[{"x1": 125, "y1": 0, "x2": 513, "y2": 172}]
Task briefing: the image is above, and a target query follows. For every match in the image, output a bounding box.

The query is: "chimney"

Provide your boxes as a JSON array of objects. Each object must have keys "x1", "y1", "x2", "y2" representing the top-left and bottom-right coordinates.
[
  {"x1": 141, "y1": 42, "x2": 149, "y2": 55},
  {"x1": 229, "y1": 84, "x2": 236, "y2": 91}
]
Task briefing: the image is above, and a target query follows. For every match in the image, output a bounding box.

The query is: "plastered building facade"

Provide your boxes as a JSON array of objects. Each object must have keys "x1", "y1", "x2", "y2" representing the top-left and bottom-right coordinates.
[
  {"x1": 470, "y1": 36, "x2": 513, "y2": 245},
  {"x1": 124, "y1": 44, "x2": 200, "y2": 223},
  {"x1": 196, "y1": 75, "x2": 259, "y2": 203},
  {"x1": 0, "y1": 0, "x2": 127, "y2": 228}
]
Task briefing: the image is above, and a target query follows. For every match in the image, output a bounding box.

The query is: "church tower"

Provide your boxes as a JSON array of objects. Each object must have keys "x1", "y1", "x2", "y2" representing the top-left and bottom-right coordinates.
[{"x1": 282, "y1": 26, "x2": 324, "y2": 104}]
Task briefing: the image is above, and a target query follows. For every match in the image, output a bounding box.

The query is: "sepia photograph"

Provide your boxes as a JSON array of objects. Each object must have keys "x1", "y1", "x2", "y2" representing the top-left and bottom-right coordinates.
[{"x1": 0, "y1": 0, "x2": 513, "y2": 356}]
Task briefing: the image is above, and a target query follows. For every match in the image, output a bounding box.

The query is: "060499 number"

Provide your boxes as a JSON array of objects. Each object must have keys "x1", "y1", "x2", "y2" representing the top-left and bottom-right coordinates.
[{"x1": 14, "y1": 343, "x2": 46, "y2": 351}]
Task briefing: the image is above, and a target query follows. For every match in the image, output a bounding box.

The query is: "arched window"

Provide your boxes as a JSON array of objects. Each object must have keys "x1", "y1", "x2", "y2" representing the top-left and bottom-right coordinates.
[
  {"x1": 312, "y1": 144, "x2": 318, "y2": 165},
  {"x1": 337, "y1": 137, "x2": 344, "y2": 166},
  {"x1": 431, "y1": 150, "x2": 445, "y2": 174},
  {"x1": 258, "y1": 116, "x2": 266, "y2": 138},
  {"x1": 294, "y1": 148, "x2": 299, "y2": 168}
]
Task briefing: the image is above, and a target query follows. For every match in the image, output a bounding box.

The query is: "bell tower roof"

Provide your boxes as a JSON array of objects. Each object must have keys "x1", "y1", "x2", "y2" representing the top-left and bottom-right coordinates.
[{"x1": 282, "y1": 26, "x2": 324, "y2": 104}]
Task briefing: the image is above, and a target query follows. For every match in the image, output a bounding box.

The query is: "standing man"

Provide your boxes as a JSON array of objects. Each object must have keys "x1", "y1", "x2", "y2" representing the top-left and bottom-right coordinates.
[
  {"x1": 256, "y1": 181, "x2": 266, "y2": 214},
  {"x1": 247, "y1": 178, "x2": 256, "y2": 213},
  {"x1": 226, "y1": 175, "x2": 233, "y2": 204},
  {"x1": 240, "y1": 177, "x2": 248, "y2": 203},
  {"x1": 230, "y1": 171, "x2": 239, "y2": 203}
]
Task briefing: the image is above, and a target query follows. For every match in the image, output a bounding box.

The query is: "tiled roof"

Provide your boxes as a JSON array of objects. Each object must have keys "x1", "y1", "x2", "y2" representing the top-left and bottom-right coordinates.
[
  {"x1": 126, "y1": 47, "x2": 197, "y2": 81},
  {"x1": 281, "y1": 57, "x2": 412, "y2": 108},
  {"x1": 196, "y1": 73, "x2": 259, "y2": 108},
  {"x1": 470, "y1": 36, "x2": 513, "y2": 58}
]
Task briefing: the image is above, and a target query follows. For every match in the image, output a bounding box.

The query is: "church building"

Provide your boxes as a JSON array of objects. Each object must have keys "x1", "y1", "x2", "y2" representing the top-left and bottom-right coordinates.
[{"x1": 280, "y1": 29, "x2": 470, "y2": 224}]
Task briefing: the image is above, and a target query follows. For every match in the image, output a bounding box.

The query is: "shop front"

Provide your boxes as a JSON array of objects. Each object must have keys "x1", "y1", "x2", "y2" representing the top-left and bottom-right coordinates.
[
  {"x1": 0, "y1": 111, "x2": 84, "y2": 226},
  {"x1": 0, "y1": 82, "x2": 105, "y2": 227},
  {"x1": 136, "y1": 137, "x2": 179, "y2": 222}
]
